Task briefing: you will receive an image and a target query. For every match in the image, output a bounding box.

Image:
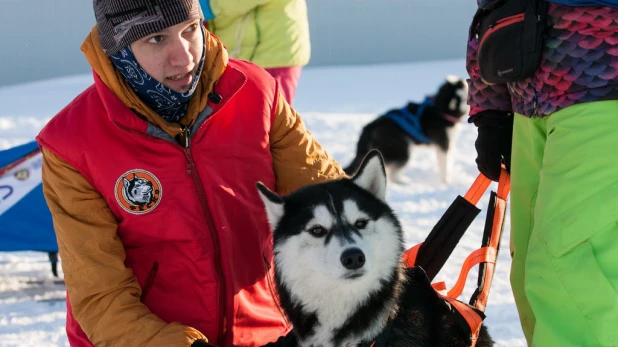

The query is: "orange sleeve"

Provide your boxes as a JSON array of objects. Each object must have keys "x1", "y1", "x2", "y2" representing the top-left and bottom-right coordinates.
[
  {"x1": 269, "y1": 91, "x2": 347, "y2": 196},
  {"x1": 40, "y1": 147, "x2": 207, "y2": 346}
]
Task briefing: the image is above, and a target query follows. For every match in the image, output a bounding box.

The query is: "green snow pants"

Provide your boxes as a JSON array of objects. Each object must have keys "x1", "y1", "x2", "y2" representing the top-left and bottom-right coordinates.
[{"x1": 510, "y1": 100, "x2": 618, "y2": 346}]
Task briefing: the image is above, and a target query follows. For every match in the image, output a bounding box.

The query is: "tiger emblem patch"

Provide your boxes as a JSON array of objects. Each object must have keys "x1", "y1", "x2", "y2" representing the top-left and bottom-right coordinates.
[{"x1": 115, "y1": 169, "x2": 162, "y2": 214}]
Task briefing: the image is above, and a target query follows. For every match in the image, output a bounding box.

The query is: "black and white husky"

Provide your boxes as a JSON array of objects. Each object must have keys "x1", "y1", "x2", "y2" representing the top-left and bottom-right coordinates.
[
  {"x1": 344, "y1": 76, "x2": 469, "y2": 185},
  {"x1": 257, "y1": 151, "x2": 494, "y2": 347}
]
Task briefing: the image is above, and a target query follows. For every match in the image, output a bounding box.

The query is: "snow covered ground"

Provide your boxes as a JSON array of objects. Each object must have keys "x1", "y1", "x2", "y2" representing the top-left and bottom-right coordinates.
[{"x1": 0, "y1": 59, "x2": 526, "y2": 346}]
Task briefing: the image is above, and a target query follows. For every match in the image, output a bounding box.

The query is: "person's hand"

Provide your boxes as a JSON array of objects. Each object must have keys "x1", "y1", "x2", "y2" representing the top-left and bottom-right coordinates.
[{"x1": 469, "y1": 110, "x2": 514, "y2": 181}]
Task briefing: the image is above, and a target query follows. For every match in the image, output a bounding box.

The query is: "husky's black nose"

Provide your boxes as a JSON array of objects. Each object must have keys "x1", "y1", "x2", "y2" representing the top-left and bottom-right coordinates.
[{"x1": 341, "y1": 248, "x2": 365, "y2": 270}]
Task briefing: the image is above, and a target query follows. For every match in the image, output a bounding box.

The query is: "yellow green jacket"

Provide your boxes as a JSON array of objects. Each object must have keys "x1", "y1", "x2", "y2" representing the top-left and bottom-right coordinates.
[{"x1": 203, "y1": 0, "x2": 311, "y2": 68}]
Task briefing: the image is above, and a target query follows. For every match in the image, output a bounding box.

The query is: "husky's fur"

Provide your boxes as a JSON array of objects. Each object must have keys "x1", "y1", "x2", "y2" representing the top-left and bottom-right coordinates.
[{"x1": 257, "y1": 151, "x2": 494, "y2": 347}]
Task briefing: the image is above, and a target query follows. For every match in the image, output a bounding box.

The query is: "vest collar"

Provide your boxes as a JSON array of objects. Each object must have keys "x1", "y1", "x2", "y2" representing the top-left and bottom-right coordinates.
[{"x1": 94, "y1": 63, "x2": 248, "y2": 137}]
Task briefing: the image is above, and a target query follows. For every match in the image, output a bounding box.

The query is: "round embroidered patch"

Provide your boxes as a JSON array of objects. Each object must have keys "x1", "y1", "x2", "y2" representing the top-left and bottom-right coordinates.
[{"x1": 114, "y1": 169, "x2": 162, "y2": 214}]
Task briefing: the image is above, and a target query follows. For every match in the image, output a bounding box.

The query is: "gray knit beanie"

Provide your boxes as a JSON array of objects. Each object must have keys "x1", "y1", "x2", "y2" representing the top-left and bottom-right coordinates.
[{"x1": 94, "y1": 0, "x2": 203, "y2": 56}]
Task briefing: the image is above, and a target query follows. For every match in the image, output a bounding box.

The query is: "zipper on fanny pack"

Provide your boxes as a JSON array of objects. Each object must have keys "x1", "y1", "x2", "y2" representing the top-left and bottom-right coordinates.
[{"x1": 480, "y1": 13, "x2": 525, "y2": 47}]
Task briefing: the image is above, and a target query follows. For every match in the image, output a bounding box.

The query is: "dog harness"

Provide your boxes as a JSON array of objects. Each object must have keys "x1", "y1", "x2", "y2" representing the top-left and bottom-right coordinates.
[
  {"x1": 403, "y1": 169, "x2": 510, "y2": 347},
  {"x1": 382, "y1": 97, "x2": 433, "y2": 144},
  {"x1": 362, "y1": 169, "x2": 510, "y2": 347},
  {"x1": 382, "y1": 96, "x2": 463, "y2": 145}
]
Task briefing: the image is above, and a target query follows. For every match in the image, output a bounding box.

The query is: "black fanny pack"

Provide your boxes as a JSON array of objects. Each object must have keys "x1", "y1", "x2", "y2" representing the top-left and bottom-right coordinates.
[{"x1": 470, "y1": 0, "x2": 548, "y2": 84}]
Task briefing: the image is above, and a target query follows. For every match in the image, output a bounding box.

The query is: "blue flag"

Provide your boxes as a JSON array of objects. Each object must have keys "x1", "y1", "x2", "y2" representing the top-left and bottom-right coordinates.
[{"x1": 0, "y1": 141, "x2": 57, "y2": 253}]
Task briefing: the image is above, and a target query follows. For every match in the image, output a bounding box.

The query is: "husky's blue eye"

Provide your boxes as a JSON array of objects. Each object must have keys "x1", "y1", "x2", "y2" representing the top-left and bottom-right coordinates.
[
  {"x1": 354, "y1": 219, "x2": 369, "y2": 229},
  {"x1": 308, "y1": 226, "x2": 328, "y2": 237}
]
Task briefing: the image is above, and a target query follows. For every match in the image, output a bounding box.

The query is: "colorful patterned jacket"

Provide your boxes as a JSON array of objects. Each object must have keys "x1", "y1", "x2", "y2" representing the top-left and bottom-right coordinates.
[{"x1": 467, "y1": 1, "x2": 618, "y2": 117}]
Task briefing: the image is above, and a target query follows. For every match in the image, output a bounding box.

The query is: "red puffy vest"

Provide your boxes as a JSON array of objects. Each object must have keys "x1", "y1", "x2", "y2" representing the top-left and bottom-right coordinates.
[{"x1": 37, "y1": 60, "x2": 289, "y2": 347}]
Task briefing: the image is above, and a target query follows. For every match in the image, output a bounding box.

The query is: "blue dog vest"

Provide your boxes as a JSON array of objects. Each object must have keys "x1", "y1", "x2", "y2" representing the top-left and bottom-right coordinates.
[{"x1": 382, "y1": 97, "x2": 433, "y2": 144}]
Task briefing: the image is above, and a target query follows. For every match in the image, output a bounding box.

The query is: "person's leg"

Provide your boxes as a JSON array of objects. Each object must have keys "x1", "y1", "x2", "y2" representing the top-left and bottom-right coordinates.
[
  {"x1": 509, "y1": 113, "x2": 547, "y2": 344},
  {"x1": 525, "y1": 100, "x2": 618, "y2": 346},
  {"x1": 265, "y1": 66, "x2": 302, "y2": 105}
]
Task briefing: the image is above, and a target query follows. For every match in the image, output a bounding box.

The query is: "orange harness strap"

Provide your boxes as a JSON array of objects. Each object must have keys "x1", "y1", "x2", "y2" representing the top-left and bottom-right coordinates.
[
  {"x1": 402, "y1": 242, "x2": 422, "y2": 268},
  {"x1": 471, "y1": 169, "x2": 510, "y2": 312},
  {"x1": 445, "y1": 246, "x2": 497, "y2": 300},
  {"x1": 443, "y1": 295, "x2": 485, "y2": 346},
  {"x1": 463, "y1": 173, "x2": 493, "y2": 205},
  {"x1": 401, "y1": 171, "x2": 495, "y2": 268},
  {"x1": 452, "y1": 169, "x2": 510, "y2": 346}
]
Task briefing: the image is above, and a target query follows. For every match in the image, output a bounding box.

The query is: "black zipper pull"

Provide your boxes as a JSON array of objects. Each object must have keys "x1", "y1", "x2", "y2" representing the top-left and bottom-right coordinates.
[{"x1": 179, "y1": 126, "x2": 190, "y2": 148}]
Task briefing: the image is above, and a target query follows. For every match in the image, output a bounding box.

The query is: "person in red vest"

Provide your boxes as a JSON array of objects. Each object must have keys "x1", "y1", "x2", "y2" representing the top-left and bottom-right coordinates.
[{"x1": 37, "y1": 1, "x2": 344, "y2": 346}]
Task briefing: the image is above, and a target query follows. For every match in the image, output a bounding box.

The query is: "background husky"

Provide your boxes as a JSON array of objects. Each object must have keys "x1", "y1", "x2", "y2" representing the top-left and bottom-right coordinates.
[
  {"x1": 344, "y1": 76, "x2": 469, "y2": 185},
  {"x1": 257, "y1": 151, "x2": 493, "y2": 347}
]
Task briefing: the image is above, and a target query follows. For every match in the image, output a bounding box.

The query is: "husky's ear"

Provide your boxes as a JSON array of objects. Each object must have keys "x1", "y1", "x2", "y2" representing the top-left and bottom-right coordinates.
[
  {"x1": 256, "y1": 182, "x2": 285, "y2": 230},
  {"x1": 351, "y1": 150, "x2": 387, "y2": 201},
  {"x1": 445, "y1": 74, "x2": 462, "y2": 85}
]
